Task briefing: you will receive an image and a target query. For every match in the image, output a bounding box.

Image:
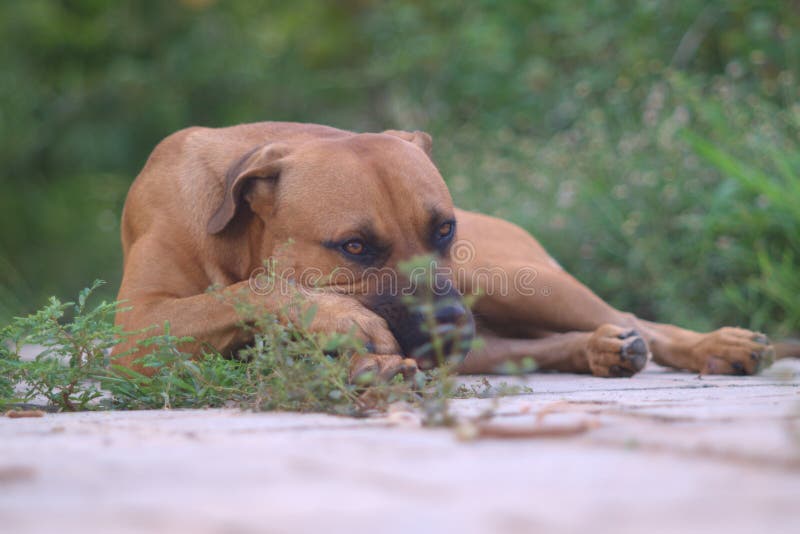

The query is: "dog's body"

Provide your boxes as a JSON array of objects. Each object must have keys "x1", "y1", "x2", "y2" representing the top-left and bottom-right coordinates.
[{"x1": 114, "y1": 122, "x2": 776, "y2": 379}]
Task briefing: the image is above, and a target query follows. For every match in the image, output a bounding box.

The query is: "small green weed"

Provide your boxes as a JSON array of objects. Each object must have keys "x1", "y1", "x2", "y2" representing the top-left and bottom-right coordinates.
[
  {"x1": 1, "y1": 280, "x2": 121, "y2": 411},
  {"x1": 1, "y1": 275, "x2": 517, "y2": 422}
]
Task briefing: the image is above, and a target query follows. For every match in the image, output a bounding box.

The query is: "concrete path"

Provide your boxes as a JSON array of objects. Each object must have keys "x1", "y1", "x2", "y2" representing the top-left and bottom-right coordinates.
[{"x1": 2, "y1": 361, "x2": 800, "y2": 534}]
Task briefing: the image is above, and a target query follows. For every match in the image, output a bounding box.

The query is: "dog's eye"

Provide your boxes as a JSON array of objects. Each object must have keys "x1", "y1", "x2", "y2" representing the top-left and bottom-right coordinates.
[
  {"x1": 437, "y1": 222, "x2": 454, "y2": 239},
  {"x1": 432, "y1": 220, "x2": 456, "y2": 253},
  {"x1": 434, "y1": 221, "x2": 455, "y2": 247},
  {"x1": 342, "y1": 239, "x2": 366, "y2": 255}
]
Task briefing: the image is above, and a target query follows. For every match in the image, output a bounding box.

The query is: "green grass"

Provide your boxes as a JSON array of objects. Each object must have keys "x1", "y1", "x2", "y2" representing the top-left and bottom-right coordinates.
[
  {"x1": 1, "y1": 280, "x2": 391, "y2": 414},
  {"x1": 435, "y1": 72, "x2": 800, "y2": 337},
  {"x1": 1, "y1": 273, "x2": 528, "y2": 421}
]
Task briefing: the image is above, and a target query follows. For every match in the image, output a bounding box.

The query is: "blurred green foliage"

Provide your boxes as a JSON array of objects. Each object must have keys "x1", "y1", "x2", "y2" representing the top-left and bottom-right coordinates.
[{"x1": 1, "y1": 0, "x2": 798, "y2": 335}]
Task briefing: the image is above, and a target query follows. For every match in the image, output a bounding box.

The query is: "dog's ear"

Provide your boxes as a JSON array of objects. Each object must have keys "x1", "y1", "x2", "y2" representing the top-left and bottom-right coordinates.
[
  {"x1": 382, "y1": 129, "x2": 433, "y2": 157},
  {"x1": 207, "y1": 143, "x2": 291, "y2": 235}
]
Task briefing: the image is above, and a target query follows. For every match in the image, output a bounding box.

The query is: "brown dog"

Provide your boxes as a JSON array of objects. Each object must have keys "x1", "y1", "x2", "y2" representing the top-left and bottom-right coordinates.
[{"x1": 113, "y1": 122, "x2": 776, "y2": 380}]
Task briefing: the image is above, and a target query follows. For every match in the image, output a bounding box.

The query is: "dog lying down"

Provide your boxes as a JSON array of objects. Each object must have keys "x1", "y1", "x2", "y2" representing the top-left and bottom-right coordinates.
[{"x1": 112, "y1": 122, "x2": 796, "y2": 382}]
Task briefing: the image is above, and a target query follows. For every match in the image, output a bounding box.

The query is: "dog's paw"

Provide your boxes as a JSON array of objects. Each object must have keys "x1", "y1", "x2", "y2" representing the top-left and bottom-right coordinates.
[
  {"x1": 691, "y1": 327, "x2": 774, "y2": 375},
  {"x1": 306, "y1": 293, "x2": 401, "y2": 355},
  {"x1": 586, "y1": 324, "x2": 650, "y2": 378},
  {"x1": 348, "y1": 353, "x2": 419, "y2": 385}
]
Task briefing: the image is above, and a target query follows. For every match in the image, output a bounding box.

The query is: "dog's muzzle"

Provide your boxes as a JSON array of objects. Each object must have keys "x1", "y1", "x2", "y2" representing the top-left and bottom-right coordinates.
[{"x1": 368, "y1": 284, "x2": 475, "y2": 369}]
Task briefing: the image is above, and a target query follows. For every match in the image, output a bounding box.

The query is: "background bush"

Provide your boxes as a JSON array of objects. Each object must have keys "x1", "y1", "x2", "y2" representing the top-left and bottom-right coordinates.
[{"x1": 1, "y1": 0, "x2": 798, "y2": 336}]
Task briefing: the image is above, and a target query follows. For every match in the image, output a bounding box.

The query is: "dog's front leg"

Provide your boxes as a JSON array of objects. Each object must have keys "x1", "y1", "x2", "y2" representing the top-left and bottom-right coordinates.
[
  {"x1": 112, "y1": 280, "x2": 258, "y2": 374},
  {"x1": 113, "y1": 280, "x2": 408, "y2": 380},
  {"x1": 459, "y1": 325, "x2": 648, "y2": 377},
  {"x1": 633, "y1": 321, "x2": 774, "y2": 375}
]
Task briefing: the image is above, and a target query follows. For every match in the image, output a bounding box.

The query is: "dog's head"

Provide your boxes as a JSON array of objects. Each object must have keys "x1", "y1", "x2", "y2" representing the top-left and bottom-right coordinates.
[{"x1": 207, "y1": 129, "x2": 474, "y2": 367}]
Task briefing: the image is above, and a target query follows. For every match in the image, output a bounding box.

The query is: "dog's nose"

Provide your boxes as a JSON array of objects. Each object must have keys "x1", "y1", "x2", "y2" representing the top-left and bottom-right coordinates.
[{"x1": 435, "y1": 302, "x2": 467, "y2": 324}]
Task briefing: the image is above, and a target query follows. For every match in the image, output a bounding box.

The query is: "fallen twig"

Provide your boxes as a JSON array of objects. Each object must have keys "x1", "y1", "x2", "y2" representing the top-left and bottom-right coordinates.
[
  {"x1": 5, "y1": 409, "x2": 46, "y2": 418},
  {"x1": 457, "y1": 419, "x2": 598, "y2": 441}
]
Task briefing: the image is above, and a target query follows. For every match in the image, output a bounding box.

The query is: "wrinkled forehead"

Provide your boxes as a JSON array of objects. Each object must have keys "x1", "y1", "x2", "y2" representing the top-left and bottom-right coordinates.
[{"x1": 276, "y1": 134, "x2": 454, "y2": 225}]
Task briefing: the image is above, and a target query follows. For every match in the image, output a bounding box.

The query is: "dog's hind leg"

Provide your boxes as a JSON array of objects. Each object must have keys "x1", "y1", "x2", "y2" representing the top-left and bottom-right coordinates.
[{"x1": 455, "y1": 209, "x2": 774, "y2": 375}]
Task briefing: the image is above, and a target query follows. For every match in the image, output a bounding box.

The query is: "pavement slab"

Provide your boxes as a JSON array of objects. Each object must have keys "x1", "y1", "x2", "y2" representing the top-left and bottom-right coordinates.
[{"x1": 2, "y1": 361, "x2": 799, "y2": 534}]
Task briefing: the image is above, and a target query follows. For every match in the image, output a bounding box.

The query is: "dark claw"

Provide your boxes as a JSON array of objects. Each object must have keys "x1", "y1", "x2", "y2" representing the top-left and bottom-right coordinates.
[
  {"x1": 730, "y1": 361, "x2": 747, "y2": 375},
  {"x1": 750, "y1": 351, "x2": 760, "y2": 361},
  {"x1": 617, "y1": 329, "x2": 638, "y2": 340},
  {"x1": 621, "y1": 336, "x2": 648, "y2": 370},
  {"x1": 609, "y1": 365, "x2": 635, "y2": 378}
]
